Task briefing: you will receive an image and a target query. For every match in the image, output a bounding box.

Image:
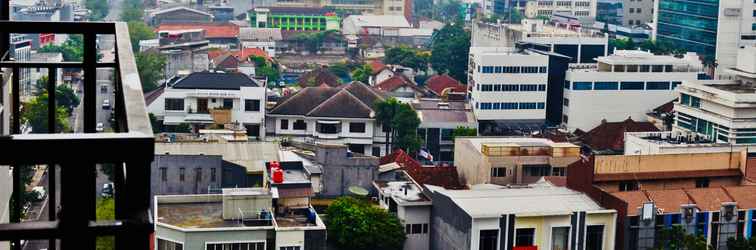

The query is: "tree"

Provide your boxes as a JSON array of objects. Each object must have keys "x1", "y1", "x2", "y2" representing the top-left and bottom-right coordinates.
[
  {"x1": 375, "y1": 98, "x2": 421, "y2": 153},
  {"x1": 452, "y1": 126, "x2": 477, "y2": 138},
  {"x1": 96, "y1": 198, "x2": 115, "y2": 250},
  {"x1": 326, "y1": 197, "x2": 405, "y2": 250},
  {"x1": 9, "y1": 165, "x2": 36, "y2": 221},
  {"x1": 120, "y1": 0, "x2": 144, "y2": 22},
  {"x1": 22, "y1": 93, "x2": 70, "y2": 133},
  {"x1": 39, "y1": 35, "x2": 84, "y2": 62},
  {"x1": 85, "y1": 0, "x2": 109, "y2": 20},
  {"x1": 127, "y1": 21, "x2": 155, "y2": 53},
  {"x1": 727, "y1": 236, "x2": 756, "y2": 250},
  {"x1": 328, "y1": 62, "x2": 351, "y2": 81},
  {"x1": 610, "y1": 38, "x2": 637, "y2": 50},
  {"x1": 248, "y1": 55, "x2": 267, "y2": 67},
  {"x1": 351, "y1": 64, "x2": 372, "y2": 84},
  {"x1": 149, "y1": 113, "x2": 161, "y2": 133},
  {"x1": 292, "y1": 30, "x2": 340, "y2": 54},
  {"x1": 654, "y1": 226, "x2": 709, "y2": 250},
  {"x1": 135, "y1": 51, "x2": 166, "y2": 93},
  {"x1": 384, "y1": 47, "x2": 429, "y2": 73},
  {"x1": 430, "y1": 23, "x2": 470, "y2": 83},
  {"x1": 508, "y1": 8, "x2": 523, "y2": 24}
]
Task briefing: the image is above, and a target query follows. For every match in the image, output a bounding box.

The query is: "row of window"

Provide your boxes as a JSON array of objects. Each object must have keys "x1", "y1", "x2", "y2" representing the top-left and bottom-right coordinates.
[
  {"x1": 478, "y1": 84, "x2": 547, "y2": 92},
  {"x1": 477, "y1": 102, "x2": 546, "y2": 110},
  {"x1": 680, "y1": 93, "x2": 701, "y2": 108},
  {"x1": 280, "y1": 119, "x2": 367, "y2": 133},
  {"x1": 405, "y1": 223, "x2": 429, "y2": 234},
  {"x1": 479, "y1": 226, "x2": 605, "y2": 250},
  {"x1": 618, "y1": 178, "x2": 710, "y2": 192},
  {"x1": 478, "y1": 66, "x2": 548, "y2": 74},
  {"x1": 206, "y1": 242, "x2": 266, "y2": 250},
  {"x1": 490, "y1": 166, "x2": 566, "y2": 177},
  {"x1": 164, "y1": 98, "x2": 261, "y2": 112},
  {"x1": 159, "y1": 167, "x2": 217, "y2": 183},
  {"x1": 565, "y1": 80, "x2": 681, "y2": 91}
]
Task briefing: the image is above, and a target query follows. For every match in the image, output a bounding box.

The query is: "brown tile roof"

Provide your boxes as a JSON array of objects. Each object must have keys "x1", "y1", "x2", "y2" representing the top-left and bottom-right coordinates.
[
  {"x1": 341, "y1": 81, "x2": 385, "y2": 108},
  {"x1": 425, "y1": 74, "x2": 465, "y2": 96},
  {"x1": 307, "y1": 90, "x2": 374, "y2": 118},
  {"x1": 374, "y1": 75, "x2": 423, "y2": 94},
  {"x1": 653, "y1": 99, "x2": 676, "y2": 113},
  {"x1": 686, "y1": 187, "x2": 733, "y2": 212},
  {"x1": 611, "y1": 191, "x2": 650, "y2": 216},
  {"x1": 594, "y1": 169, "x2": 742, "y2": 182},
  {"x1": 646, "y1": 189, "x2": 693, "y2": 214},
  {"x1": 369, "y1": 60, "x2": 387, "y2": 75},
  {"x1": 157, "y1": 23, "x2": 239, "y2": 38},
  {"x1": 269, "y1": 82, "x2": 383, "y2": 118},
  {"x1": 298, "y1": 67, "x2": 341, "y2": 88},
  {"x1": 380, "y1": 149, "x2": 465, "y2": 189},
  {"x1": 212, "y1": 53, "x2": 240, "y2": 69},
  {"x1": 723, "y1": 185, "x2": 756, "y2": 208},
  {"x1": 581, "y1": 118, "x2": 660, "y2": 152},
  {"x1": 544, "y1": 176, "x2": 567, "y2": 187}
]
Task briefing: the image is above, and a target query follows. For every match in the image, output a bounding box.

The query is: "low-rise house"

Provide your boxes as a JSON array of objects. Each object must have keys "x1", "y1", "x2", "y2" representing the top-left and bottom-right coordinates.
[
  {"x1": 375, "y1": 178, "x2": 432, "y2": 250},
  {"x1": 148, "y1": 6, "x2": 213, "y2": 26},
  {"x1": 342, "y1": 15, "x2": 411, "y2": 36},
  {"x1": 146, "y1": 71, "x2": 266, "y2": 137},
  {"x1": 374, "y1": 75, "x2": 426, "y2": 101},
  {"x1": 424, "y1": 74, "x2": 466, "y2": 101},
  {"x1": 239, "y1": 27, "x2": 282, "y2": 58},
  {"x1": 297, "y1": 67, "x2": 341, "y2": 88},
  {"x1": 412, "y1": 99, "x2": 475, "y2": 163},
  {"x1": 454, "y1": 137, "x2": 581, "y2": 187},
  {"x1": 157, "y1": 23, "x2": 240, "y2": 49},
  {"x1": 266, "y1": 82, "x2": 389, "y2": 156},
  {"x1": 156, "y1": 29, "x2": 210, "y2": 77}
]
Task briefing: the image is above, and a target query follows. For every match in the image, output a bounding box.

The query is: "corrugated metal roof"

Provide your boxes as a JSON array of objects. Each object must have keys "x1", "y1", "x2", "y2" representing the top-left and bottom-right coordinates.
[{"x1": 155, "y1": 142, "x2": 279, "y2": 173}]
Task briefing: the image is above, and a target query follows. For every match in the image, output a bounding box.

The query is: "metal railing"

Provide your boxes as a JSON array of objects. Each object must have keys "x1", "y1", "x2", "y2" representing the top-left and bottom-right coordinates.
[{"x1": 0, "y1": 21, "x2": 154, "y2": 250}]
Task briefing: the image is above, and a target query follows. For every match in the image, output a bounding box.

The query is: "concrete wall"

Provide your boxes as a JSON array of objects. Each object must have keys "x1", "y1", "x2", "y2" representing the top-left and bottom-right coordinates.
[
  {"x1": 315, "y1": 145, "x2": 379, "y2": 197},
  {"x1": 151, "y1": 154, "x2": 223, "y2": 198},
  {"x1": 400, "y1": 205, "x2": 431, "y2": 250},
  {"x1": 593, "y1": 152, "x2": 742, "y2": 174},
  {"x1": 0, "y1": 166, "x2": 10, "y2": 250},
  {"x1": 596, "y1": 176, "x2": 741, "y2": 192},
  {"x1": 429, "y1": 190, "x2": 472, "y2": 250}
]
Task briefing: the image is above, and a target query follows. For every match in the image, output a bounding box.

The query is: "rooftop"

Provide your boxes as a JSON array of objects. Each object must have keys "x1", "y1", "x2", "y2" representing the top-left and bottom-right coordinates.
[
  {"x1": 429, "y1": 184, "x2": 610, "y2": 218},
  {"x1": 155, "y1": 142, "x2": 280, "y2": 173},
  {"x1": 169, "y1": 71, "x2": 261, "y2": 90},
  {"x1": 579, "y1": 118, "x2": 659, "y2": 152},
  {"x1": 343, "y1": 15, "x2": 410, "y2": 28},
  {"x1": 269, "y1": 82, "x2": 384, "y2": 119},
  {"x1": 378, "y1": 181, "x2": 430, "y2": 203},
  {"x1": 458, "y1": 137, "x2": 579, "y2": 154},
  {"x1": 612, "y1": 185, "x2": 756, "y2": 216},
  {"x1": 596, "y1": 50, "x2": 701, "y2": 66},
  {"x1": 158, "y1": 23, "x2": 240, "y2": 38}
]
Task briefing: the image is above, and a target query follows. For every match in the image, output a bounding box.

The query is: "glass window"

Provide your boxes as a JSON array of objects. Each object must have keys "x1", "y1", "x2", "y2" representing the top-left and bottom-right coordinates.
[
  {"x1": 520, "y1": 84, "x2": 538, "y2": 91},
  {"x1": 157, "y1": 238, "x2": 183, "y2": 250},
  {"x1": 672, "y1": 81, "x2": 682, "y2": 89},
  {"x1": 524, "y1": 165, "x2": 550, "y2": 176},
  {"x1": 502, "y1": 102, "x2": 518, "y2": 109},
  {"x1": 586, "y1": 225, "x2": 605, "y2": 250},
  {"x1": 349, "y1": 122, "x2": 366, "y2": 133},
  {"x1": 573, "y1": 82, "x2": 592, "y2": 90},
  {"x1": 211, "y1": 168, "x2": 216, "y2": 182},
  {"x1": 160, "y1": 168, "x2": 167, "y2": 182},
  {"x1": 516, "y1": 228, "x2": 536, "y2": 246},
  {"x1": 552, "y1": 227, "x2": 570, "y2": 250},
  {"x1": 179, "y1": 168, "x2": 185, "y2": 182},
  {"x1": 494, "y1": 66, "x2": 503, "y2": 73},
  {"x1": 165, "y1": 98, "x2": 184, "y2": 111},
  {"x1": 695, "y1": 178, "x2": 710, "y2": 188},
  {"x1": 222, "y1": 99, "x2": 233, "y2": 109},
  {"x1": 594, "y1": 82, "x2": 619, "y2": 90},
  {"x1": 479, "y1": 230, "x2": 499, "y2": 250},
  {"x1": 620, "y1": 82, "x2": 644, "y2": 90},
  {"x1": 564, "y1": 80, "x2": 571, "y2": 89},
  {"x1": 491, "y1": 167, "x2": 507, "y2": 177},
  {"x1": 293, "y1": 120, "x2": 307, "y2": 130},
  {"x1": 646, "y1": 81, "x2": 670, "y2": 90},
  {"x1": 690, "y1": 96, "x2": 701, "y2": 108},
  {"x1": 537, "y1": 102, "x2": 545, "y2": 109},
  {"x1": 245, "y1": 99, "x2": 260, "y2": 111},
  {"x1": 681, "y1": 94, "x2": 691, "y2": 106},
  {"x1": 503, "y1": 84, "x2": 520, "y2": 91},
  {"x1": 280, "y1": 119, "x2": 289, "y2": 129},
  {"x1": 318, "y1": 123, "x2": 339, "y2": 134},
  {"x1": 519, "y1": 103, "x2": 538, "y2": 109},
  {"x1": 280, "y1": 247, "x2": 301, "y2": 250},
  {"x1": 619, "y1": 181, "x2": 638, "y2": 191},
  {"x1": 493, "y1": 84, "x2": 502, "y2": 91},
  {"x1": 441, "y1": 129, "x2": 454, "y2": 141},
  {"x1": 539, "y1": 66, "x2": 548, "y2": 73},
  {"x1": 481, "y1": 85, "x2": 493, "y2": 92},
  {"x1": 538, "y1": 84, "x2": 546, "y2": 91},
  {"x1": 563, "y1": 98, "x2": 569, "y2": 107}
]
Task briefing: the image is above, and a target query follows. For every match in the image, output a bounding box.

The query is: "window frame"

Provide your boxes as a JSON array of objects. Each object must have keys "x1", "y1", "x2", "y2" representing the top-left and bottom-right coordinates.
[{"x1": 244, "y1": 99, "x2": 261, "y2": 111}]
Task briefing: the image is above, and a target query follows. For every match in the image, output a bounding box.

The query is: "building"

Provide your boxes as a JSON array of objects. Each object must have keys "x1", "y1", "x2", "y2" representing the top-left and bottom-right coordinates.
[
  {"x1": 10, "y1": 35, "x2": 31, "y2": 98},
  {"x1": 309, "y1": 144, "x2": 379, "y2": 197},
  {"x1": 588, "y1": 21, "x2": 651, "y2": 42},
  {"x1": 374, "y1": 178, "x2": 432, "y2": 250},
  {"x1": 562, "y1": 50, "x2": 703, "y2": 132},
  {"x1": 673, "y1": 47, "x2": 756, "y2": 144},
  {"x1": 577, "y1": 118, "x2": 659, "y2": 154},
  {"x1": 146, "y1": 71, "x2": 266, "y2": 137},
  {"x1": 523, "y1": 0, "x2": 598, "y2": 19},
  {"x1": 454, "y1": 137, "x2": 580, "y2": 186},
  {"x1": 653, "y1": 0, "x2": 756, "y2": 75},
  {"x1": 624, "y1": 131, "x2": 752, "y2": 155},
  {"x1": 266, "y1": 82, "x2": 390, "y2": 156},
  {"x1": 239, "y1": 27, "x2": 282, "y2": 57},
  {"x1": 427, "y1": 183, "x2": 617, "y2": 250},
  {"x1": 341, "y1": 15, "x2": 411, "y2": 36},
  {"x1": 29, "y1": 51, "x2": 63, "y2": 95},
  {"x1": 248, "y1": 7, "x2": 340, "y2": 31},
  {"x1": 374, "y1": 75, "x2": 426, "y2": 101},
  {"x1": 596, "y1": 0, "x2": 622, "y2": 25},
  {"x1": 0, "y1": 165, "x2": 9, "y2": 250},
  {"x1": 148, "y1": 6, "x2": 213, "y2": 26},
  {"x1": 257, "y1": 0, "x2": 412, "y2": 22},
  {"x1": 621, "y1": 0, "x2": 652, "y2": 26},
  {"x1": 468, "y1": 47, "x2": 550, "y2": 134},
  {"x1": 154, "y1": 187, "x2": 327, "y2": 250},
  {"x1": 208, "y1": 5, "x2": 234, "y2": 22},
  {"x1": 412, "y1": 99, "x2": 476, "y2": 163},
  {"x1": 424, "y1": 74, "x2": 467, "y2": 101},
  {"x1": 156, "y1": 29, "x2": 210, "y2": 78},
  {"x1": 157, "y1": 23, "x2": 240, "y2": 49}
]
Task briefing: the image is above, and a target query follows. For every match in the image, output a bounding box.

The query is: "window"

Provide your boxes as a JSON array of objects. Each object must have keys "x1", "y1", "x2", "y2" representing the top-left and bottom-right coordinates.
[
  {"x1": 672, "y1": 81, "x2": 682, "y2": 89},
  {"x1": 552, "y1": 227, "x2": 570, "y2": 250},
  {"x1": 637, "y1": 8, "x2": 641, "y2": 13},
  {"x1": 482, "y1": 66, "x2": 494, "y2": 73},
  {"x1": 552, "y1": 167, "x2": 566, "y2": 176},
  {"x1": 481, "y1": 85, "x2": 493, "y2": 92},
  {"x1": 522, "y1": 66, "x2": 540, "y2": 73},
  {"x1": 404, "y1": 223, "x2": 429, "y2": 234},
  {"x1": 318, "y1": 123, "x2": 339, "y2": 134},
  {"x1": 519, "y1": 103, "x2": 538, "y2": 109},
  {"x1": 502, "y1": 103, "x2": 518, "y2": 109},
  {"x1": 479, "y1": 230, "x2": 499, "y2": 250},
  {"x1": 573, "y1": 82, "x2": 592, "y2": 90},
  {"x1": 640, "y1": 65, "x2": 650, "y2": 72},
  {"x1": 222, "y1": 99, "x2": 233, "y2": 109},
  {"x1": 690, "y1": 96, "x2": 701, "y2": 108},
  {"x1": 651, "y1": 65, "x2": 664, "y2": 72},
  {"x1": 538, "y1": 84, "x2": 546, "y2": 91},
  {"x1": 494, "y1": 66, "x2": 503, "y2": 73},
  {"x1": 157, "y1": 238, "x2": 183, "y2": 250},
  {"x1": 646, "y1": 81, "x2": 671, "y2": 90},
  {"x1": 681, "y1": 94, "x2": 691, "y2": 105},
  {"x1": 349, "y1": 122, "x2": 366, "y2": 133},
  {"x1": 206, "y1": 242, "x2": 265, "y2": 250},
  {"x1": 493, "y1": 84, "x2": 502, "y2": 91},
  {"x1": 537, "y1": 102, "x2": 545, "y2": 109},
  {"x1": 492, "y1": 103, "x2": 501, "y2": 109},
  {"x1": 244, "y1": 99, "x2": 260, "y2": 111},
  {"x1": 293, "y1": 120, "x2": 307, "y2": 130},
  {"x1": 480, "y1": 102, "x2": 493, "y2": 110},
  {"x1": 195, "y1": 168, "x2": 202, "y2": 182},
  {"x1": 179, "y1": 168, "x2": 185, "y2": 182},
  {"x1": 619, "y1": 181, "x2": 638, "y2": 191},
  {"x1": 165, "y1": 98, "x2": 184, "y2": 111},
  {"x1": 503, "y1": 84, "x2": 520, "y2": 91},
  {"x1": 562, "y1": 115, "x2": 568, "y2": 123},
  {"x1": 280, "y1": 247, "x2": 301, "y2": 250},
  {"x1": 524, "y1": 165, "x2": 550, "y2": 176},
  {"x1": 620, "y1": 81, "x2": 644, "y2": 90},
  {"x1": 586, "y1": 225, "x2": 605, "y2": 250},
  {"x1": 211, "y1": 168, "x2": 216, "y2": 182},
  {"x1": 594, "y1": 82, "x2": 619, "y2": 90},
  {"x1": 491, "y1": 167, "x2": 507, "y2": 177},
  {"x1": 160, "y1": 168, "x2": 167, "y2": 182},
  {"x1": 372, "y1": 147, "x2": 381, "y2": 157},
  {"x1": 280, "y1": 119, "x2": 289, "y2": 130},
  {"x1": 563, "y1": 98, "x2": 569, "y2": 107},
  {"x1": 564, "y1": 80, "x2": 571, "y2": 89},
  {"x1": 629, "y1": 8, "x2": 634, "y2": 13},
  {"x1": 441, "y1": 129, "x2": 454, "y2": 141},
  {"x1": 520, "y1": 84, "x2": 538, "y2": 91},
  {"x1": 539, "y1": 66, "x2": 548, "y2": 73},
  {"x1": 515, "y1": 228, "x2": 535, "y2": 246},
  {"x1": 695, "y1": 178, "x2": 710, "y2": 188}
]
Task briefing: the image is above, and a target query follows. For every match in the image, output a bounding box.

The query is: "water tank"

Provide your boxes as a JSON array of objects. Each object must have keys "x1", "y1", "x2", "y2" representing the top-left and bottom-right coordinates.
[
  {"x1": 307, "y1": 207, "x2": 317, "y2": 223},
  {"x1": 272, "y1": 168, "x2": 284, "y2": 183}
]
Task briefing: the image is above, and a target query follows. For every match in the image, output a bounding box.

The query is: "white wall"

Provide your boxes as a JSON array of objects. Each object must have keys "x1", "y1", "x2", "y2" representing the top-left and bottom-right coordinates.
[
  {"x1": 714, "y1": 0, "x2": 756, "y2": 77},
  {"x1": 0, "y1": 166, "x2": 10, "y2": 250},
  {"x1": 147, "y1": 86, "x2": 266, "y2": 126},
  {"x1": 399, "y1": 205, "x2": 431, "y2": 250},
  {"x1": 275, "y1": 230, "x2": 305, "y2": 249}
]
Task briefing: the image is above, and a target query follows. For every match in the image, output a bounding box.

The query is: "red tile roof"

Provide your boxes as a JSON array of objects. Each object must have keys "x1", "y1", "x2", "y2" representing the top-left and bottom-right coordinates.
[
  {"x1": 612, "y1": 186, "x2": 756, "y2": 215},
  {"x1": 375, "y1": 75, "x2": 416, "y2": 92},
  {"x1": 425, "y1": 74, "x2": 465, "y2": 96},
  {"x1": 611, "y1": 191, "x2": 649, "y2": 216},
  {"x1": 544, "y1": 176, "x2": 567, "y2": 187},
  {"x1": 723, "y1": 185, "x2": 756, "y2": 208},
  {"x1": 581, "y1": 118, "x2": 659, "y2": 152},
  {"x1": 157, "y1": 23, "x2": 239, "y2": 38},
  {"x1": 380, "y1": 149, "x2": 465, "y2": 189},
  {"x1": 234, "y1": 48, "x2": 269, "y2": 61},
  {"x1": 645, "y1": 189, "x2": 693, "y2": 214},
  {"x1": 686, "y1": 187, "x2": 733, "y2": 212},
  {"x1": 369, "y1": 60, "x2": 387, "y2": 75}
]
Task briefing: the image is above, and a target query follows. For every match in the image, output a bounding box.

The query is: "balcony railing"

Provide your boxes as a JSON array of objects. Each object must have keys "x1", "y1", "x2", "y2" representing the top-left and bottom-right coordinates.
[{"x1": 0, "y1": 21, "x2": 154, "y2": 250}]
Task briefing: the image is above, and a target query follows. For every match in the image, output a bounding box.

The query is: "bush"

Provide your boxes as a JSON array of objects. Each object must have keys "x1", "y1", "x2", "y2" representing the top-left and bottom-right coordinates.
[{"x1": 326, "y1": 197, "x2": 406, "y2": 250}]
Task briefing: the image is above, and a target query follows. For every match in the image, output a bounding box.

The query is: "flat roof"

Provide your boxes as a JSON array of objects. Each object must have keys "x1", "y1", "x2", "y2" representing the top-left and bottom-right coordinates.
[
  {"x1": 155, "y1": 142, "x2": 279, "y2": 173},
  {"x1": 705, "y1": 82, "x2": 756, "y2": 93},
  {"x1": 379, "y1": 181, "x2": 429, "y2": 203},
  {"x1": 596, "y1": 50, "x2": 697, "y2": 65},
  {"x1": 432, "y1": 184, "x2": 608, "y2": 218},
  {"x1": 459, "y1": 137, "x2": 578, "y2": 153},
  {"x1": 158, "y1": 201, "x2": 246, "y2": 229}
]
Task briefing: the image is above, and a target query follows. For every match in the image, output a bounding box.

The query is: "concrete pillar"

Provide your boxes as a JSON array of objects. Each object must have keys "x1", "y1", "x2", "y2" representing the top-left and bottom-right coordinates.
[{"x1": 637, "y1": 202, "x2": 656, "y2": 250}]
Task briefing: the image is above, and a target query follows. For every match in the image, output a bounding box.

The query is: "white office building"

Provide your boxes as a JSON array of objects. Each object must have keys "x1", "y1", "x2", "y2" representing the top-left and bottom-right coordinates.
[
  {"x1": 469, "y1": 47, "x2": 550, "y2": 129},
  {"x1": 146, "y1": 71, "x2": 266, "y2": 137},
  {"x1": 523, "y1": 0, "x2": 598, "y2": 19},
  {"x1": 674, "y1": 46, "x2": 756, "y2": 144},
  {"x1": 562, "y1": 50, "x2": 704, "y2": 131}
]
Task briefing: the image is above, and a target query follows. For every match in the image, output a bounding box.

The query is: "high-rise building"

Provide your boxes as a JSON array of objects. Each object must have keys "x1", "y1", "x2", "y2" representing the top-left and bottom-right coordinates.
[
  {"x1": 621, "y1": 0, "x2": 653, "y2": 26},
  {"x1": 523, "y1": 0, "x2": 598, "y2": 19}
]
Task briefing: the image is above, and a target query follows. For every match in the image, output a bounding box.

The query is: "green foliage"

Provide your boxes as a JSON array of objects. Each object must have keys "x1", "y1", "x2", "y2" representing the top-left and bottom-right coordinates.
[
  {"x1": 727, "y1": 236, "x2": 756, "y2": 250},
  {"x1": 326, "y1": 197, "x2": 406, "y2": 250},
  {"x1": 175, "y1": 123, "x2": 192, "y2": 133},
  {"x1": 135, "y1": 51, "x2": 166, "y2": 93},
  {"x1": 149, "y1": 113, "x2": 161, "y2": 133},
  {"x1": 384, "y1": 47, "x2": 429, "y2": 73},
  {"x1": 22, "y1": 93, "x2": 70, "y2": 133},
  {"x1": 96, "y1": 198, "x2": 115, "y2": 250},
  {"x1": 328, "y1": 62, "x2": 351, "y2": 81},
  {"x1": 257, "y1": 64, "x2": 280, "y2": 83},
  {"x1": 127, "y1": 21, "x2": 155, "y2": 53},
  {"x1": 120, "y1": 0, "x2": 144, "y2": 22},
  {"x1": 609, "y1": 38, "x2": 686, "y2": 56},
  {"x1": 34, "y1": 80, "x2": 81, "y2": 113},
  {"x1": 430, "y1": 23, "x2": 470, "y2": 84},
  {"x1": 437, "y1": 0, "x2": 463, "y2": 23},
  {"x1": 39, "y1": 35, "x2": 84, "y2": 61},
  {"x1": 292, "y1": 30, "x2": 340, "y2": 54},
  {"x1": 248, "y1": 55, "x2": 267, "y2": 67},
  {"x1": 509, "y1": 8, "x2": 523, "y2": 23},
  {"x1": 452, "y1": 126, "x2": 477, "y2": 138},
  {"x1": 86, "y1": 0, "x2": 109, "y2": 20},
  {"x1": 375, "y1": 98, "x2": 421, "y2": 153},
  {"x1": 9, "y1": 166, "x2": 36, "y2": 220},
  {"x1": 654, "y1": 226, "x2": 710, "y2": 250},
  {"x1": 351, "y1": 64, "x2": 372, "y2": 84}
]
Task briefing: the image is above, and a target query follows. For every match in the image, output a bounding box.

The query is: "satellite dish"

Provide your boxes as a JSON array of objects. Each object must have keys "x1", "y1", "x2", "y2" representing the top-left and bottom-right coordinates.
[{"x1": 348, "y1": 186, "x2": 369, "y2": 197}]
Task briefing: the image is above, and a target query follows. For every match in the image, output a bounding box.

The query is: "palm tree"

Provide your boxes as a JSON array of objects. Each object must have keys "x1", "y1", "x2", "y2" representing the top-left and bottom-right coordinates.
[{"x1": 374, "y1": 98, "x2": 402, "y2": 154}]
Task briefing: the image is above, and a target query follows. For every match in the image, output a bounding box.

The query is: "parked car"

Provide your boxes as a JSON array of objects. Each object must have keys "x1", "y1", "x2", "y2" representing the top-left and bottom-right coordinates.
[
  {"x1": 102, "y1": 183, "x2": 114, "y2": 198},
  {"x1": 96, "y1": 122, "x2": 104, "y2": 132},
  {"x1": 102, "y1": 99, "x2": 110, "y2": 109}
]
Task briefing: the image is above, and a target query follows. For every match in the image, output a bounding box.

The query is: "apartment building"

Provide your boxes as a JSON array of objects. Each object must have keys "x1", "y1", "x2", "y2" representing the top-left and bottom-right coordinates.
[
  {"x1": 257, "y1": 0, "x2": 412, "y2": 22},
  {"x1": 266, "y1": 82, "x2": 389, "y2": 156},
  {"x1": 562, "y1": 50, "x2": 703, "y2": 131},
  {"x1": 412, "y1": 99, "x2": 476, "y2": 163},
  {"x1": 248, "y1": 7, "x2": 341, "y2": 31},
  {"x1": 673, "y1": 47, "x2": 756, "y2": 144},
  {"x1": 156, "y1": 29, "x2": 210, "y2": 78},
  {"x1": 653, "y1": 0, "x2": 756, "y2": 76},
  {"x1": 154, "y1": 188, "x2": 327, "y2": 250},
  {"x1": 427, "y1": 183, "x2": 617, "y2": 250},
  {"x1": 524, "y1": 0, "x2": 598, "y2": 19},
  {"x1": 468, "y1": 47, "x2": 550, "y2": 133},
  {"x1": 454, "y1": 137, "x2": 580, "y2": 186},
  {"x1": 621, "y1": 0, "x2": 653, "y2": 26},
  {"x1": 146, "y1": 71, "x2": 266, "y2": 137}
]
